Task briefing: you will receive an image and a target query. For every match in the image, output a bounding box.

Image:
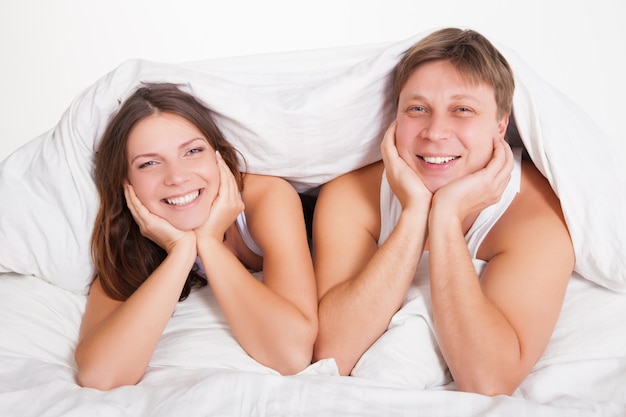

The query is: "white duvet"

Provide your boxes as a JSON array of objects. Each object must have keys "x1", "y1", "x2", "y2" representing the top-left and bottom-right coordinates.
[
  {"x1": 1, "y1": 29, "x2": 625, "y2": 416},
  {"x1": 1, "y1": 271, "x2": 625, "y2": 416}
]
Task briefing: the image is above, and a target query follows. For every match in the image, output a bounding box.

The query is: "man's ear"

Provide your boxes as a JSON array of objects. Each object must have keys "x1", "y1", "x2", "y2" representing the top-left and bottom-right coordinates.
[{"x1": 497, "y1": 114, "x2": 510, "y2": 138}]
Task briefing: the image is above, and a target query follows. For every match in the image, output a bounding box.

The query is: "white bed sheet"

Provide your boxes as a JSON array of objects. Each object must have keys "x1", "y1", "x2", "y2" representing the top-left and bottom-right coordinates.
[{"x1": 1, "y1": 271, "x2": 625, "y2": 417}]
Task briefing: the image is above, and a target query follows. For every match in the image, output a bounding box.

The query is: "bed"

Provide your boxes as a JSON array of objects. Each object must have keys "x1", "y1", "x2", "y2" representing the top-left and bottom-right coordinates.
[{"x1": 1, "y1": 28, "x2": 625, "y2": 417}]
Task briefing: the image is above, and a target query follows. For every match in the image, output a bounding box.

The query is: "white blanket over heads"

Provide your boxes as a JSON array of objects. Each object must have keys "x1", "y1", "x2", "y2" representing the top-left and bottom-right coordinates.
[{"x1": 0, "y1": 29, "x2": 624, "y2": 295}]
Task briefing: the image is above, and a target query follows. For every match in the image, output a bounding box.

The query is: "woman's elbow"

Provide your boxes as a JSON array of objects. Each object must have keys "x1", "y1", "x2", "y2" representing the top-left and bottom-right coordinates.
[
  {"x1": 275, "y1": 321, "x2": 318, "y2": 375},
  {"x1": 76, "y1": 368, "x2": 115, "y2": 391},
  {"x1": 75, "y1": 357, "x2": 142, "y2": 390},
  {"x1": 275, "y1": 352, "x2": 312, "y2": 376}
]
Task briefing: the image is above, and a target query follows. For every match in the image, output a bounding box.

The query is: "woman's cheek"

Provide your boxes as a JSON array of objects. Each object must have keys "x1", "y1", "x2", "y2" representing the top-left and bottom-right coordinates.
[{"x1": 205, "y1": 177, "x2": 220, "y2": 202}]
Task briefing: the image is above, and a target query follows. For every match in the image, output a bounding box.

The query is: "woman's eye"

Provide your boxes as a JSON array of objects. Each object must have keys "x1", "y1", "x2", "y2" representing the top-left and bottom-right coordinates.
[
  {"x1": 138, "y1": 160, "x2": 156, "y2": 169},
  {"x1": 186, "y1": 147, "x2": 204, "y2": 156},
  {"x1": 409, "y1": 106, "x2": 426, "y2": 112},
  {"x1": 456, "y1": 106, "x2": 472, "y2": 113}
]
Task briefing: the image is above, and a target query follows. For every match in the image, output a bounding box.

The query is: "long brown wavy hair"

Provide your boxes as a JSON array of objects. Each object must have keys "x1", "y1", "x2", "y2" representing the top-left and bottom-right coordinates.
[{"x1": 91, "y1": 82, "x2": 244, "y2": 301}]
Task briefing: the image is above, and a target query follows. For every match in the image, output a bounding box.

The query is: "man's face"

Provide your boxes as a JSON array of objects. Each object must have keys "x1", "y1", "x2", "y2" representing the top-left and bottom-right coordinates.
[{"x1": 395, "y1": 59, "x2": 508, "y2": 193}]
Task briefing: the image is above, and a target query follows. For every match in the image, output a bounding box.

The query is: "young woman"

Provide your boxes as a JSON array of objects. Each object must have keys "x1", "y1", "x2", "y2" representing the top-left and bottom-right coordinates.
[{"x1": 75, "y1": 83, "x2": 317, "y2": 390}]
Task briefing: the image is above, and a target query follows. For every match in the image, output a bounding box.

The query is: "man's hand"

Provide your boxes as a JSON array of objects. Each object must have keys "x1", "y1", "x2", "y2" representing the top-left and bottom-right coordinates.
[
  {"x1": 432, "y1": 137, "x2": 514, "y2": 223},
  {"x1": 381, "y1": 120, "x2": 433, "y2": 212}
]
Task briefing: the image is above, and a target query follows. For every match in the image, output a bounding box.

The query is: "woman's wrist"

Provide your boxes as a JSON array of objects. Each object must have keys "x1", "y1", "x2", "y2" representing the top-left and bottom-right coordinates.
[
  {"x1": 166, "y1": 233, "x2": 197, "y2": 265},
  {"x1": 195, "y1": 234, "x2": 226, "y2": 259}
]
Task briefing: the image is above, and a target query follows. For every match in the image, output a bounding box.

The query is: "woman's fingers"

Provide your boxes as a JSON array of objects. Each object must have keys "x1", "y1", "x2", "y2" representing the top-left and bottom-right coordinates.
[
  {"x1": 196, "y1": 152, "x2": 244, "y2": 241},
  {"x1": 124, "y1": 183, "x2": 188, "y2": 251},
  {"x1": 216, "y1": 151, "x2": 245, "y2": 212},
  {"x1": 124, "y1": 183, "x2": 148, "y2": 229}
]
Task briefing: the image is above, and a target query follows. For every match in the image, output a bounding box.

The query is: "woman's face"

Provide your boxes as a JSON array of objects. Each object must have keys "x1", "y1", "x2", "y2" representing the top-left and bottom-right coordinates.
[
  {"x1": 395, "y1": 59, "x2": 508, "y2": 193},
  {"x1": 126, "y1": 112, "x2": 220, "y2": 231}
]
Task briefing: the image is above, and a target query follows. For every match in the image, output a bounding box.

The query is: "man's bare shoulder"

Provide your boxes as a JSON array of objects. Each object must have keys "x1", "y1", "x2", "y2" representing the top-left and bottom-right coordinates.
[
  {"x1": 517, "y1": 159, "x2": 562, "y2": 212},
  {"x1": 316, "y1": 161, "x2": 384, "y2": 239},
  {"x1": 321, "y1": 161, "x2": 385, "y2": 197},
  {"x1": 481, "y1": 159, "x2": 571, "y2": 260}
]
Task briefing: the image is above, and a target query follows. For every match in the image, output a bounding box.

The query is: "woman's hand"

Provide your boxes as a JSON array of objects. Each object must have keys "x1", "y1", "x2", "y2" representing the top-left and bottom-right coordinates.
[
  {"x1": 433, "y1": 137, "x2": 514, "y2": 223},
  {"x1": 124, "y1": 183, "x2": 196, "y2": 253},
  {"x1": 194, "y1": 151, "x2": 245, "y2": 242},
  {"x1": 381, "y1": 120, "x2": 433, "y2": 212}
]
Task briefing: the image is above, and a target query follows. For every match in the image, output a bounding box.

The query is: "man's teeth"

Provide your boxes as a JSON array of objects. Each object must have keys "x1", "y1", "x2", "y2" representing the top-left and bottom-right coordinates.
[
  {"x1": 422, "y1": 156, "x2": 457, "y2": 164},
  {"x1": 165, "y1": 190, "x2": 200, "y2": 206}
]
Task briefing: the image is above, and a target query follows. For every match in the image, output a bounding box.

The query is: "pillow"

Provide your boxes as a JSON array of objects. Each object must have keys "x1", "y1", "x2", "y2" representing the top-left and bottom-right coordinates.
[
  {"x1": 0, "y1": 272, "x2": 337, "y2": 375},
  {"x1": 0, "y1": 273, "x2": 84, "y2": 367},
  {"x1": 351, "y1": 267, "x2": 626, "y2": 394},
  {"x1": 515, "y1": 273, "x2": 626, "y2": 403},
  {"x1": 351, "y1": 254, "x2": 451, "y2": 389},
  {"x1": 154, "y1": 273, "x2": 341, "y2": 376},
  {"x1": 0, "y1": 28, "x2": 624, "y2": 295},
  {"x1": 151, "y1": 272, "x2": 273, "y2": 372}
]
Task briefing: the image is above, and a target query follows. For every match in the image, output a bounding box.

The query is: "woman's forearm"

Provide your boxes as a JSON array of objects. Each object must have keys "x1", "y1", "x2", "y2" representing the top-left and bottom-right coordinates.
[
  {"x1": 198, "y1": 238, "x2": 317, "y2": 375},
  {"x1": 75, "y1": 243, "x2": 196, "y2": 390}
]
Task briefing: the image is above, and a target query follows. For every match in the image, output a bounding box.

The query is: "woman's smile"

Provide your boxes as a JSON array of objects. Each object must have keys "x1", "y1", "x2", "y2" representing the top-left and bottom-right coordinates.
[{"x1": 163, "y1": 189, "x2": 202, "y2": 206}]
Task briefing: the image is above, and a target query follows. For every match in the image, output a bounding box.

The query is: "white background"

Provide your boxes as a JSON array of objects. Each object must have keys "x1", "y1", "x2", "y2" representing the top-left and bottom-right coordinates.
[{"x1": 1, "y1": 0, "x2": 624, "y2": 163}]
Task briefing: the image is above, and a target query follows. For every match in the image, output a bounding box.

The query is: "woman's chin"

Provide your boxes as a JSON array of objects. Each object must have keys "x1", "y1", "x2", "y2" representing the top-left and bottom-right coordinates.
[
  {"x1": 158, "y1": 204, "x2": 211, "y2": 231},
  {"x1": 424, "y1": 181, "x2": 444, "y2": 194},
  {"x1": 169, "y1": 218, "x2": 207, "y2": 232}
]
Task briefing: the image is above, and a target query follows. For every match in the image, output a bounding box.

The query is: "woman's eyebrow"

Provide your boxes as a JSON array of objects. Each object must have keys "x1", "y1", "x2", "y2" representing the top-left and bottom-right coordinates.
[{"x1": 130, "y1": 137, "x2": 206, "y2": 164}]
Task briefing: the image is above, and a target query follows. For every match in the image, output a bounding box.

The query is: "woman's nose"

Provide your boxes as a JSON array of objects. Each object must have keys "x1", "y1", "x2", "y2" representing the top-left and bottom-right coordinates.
[{"x1": 164, "y1": 163, "x2": 191, "y2": 185}]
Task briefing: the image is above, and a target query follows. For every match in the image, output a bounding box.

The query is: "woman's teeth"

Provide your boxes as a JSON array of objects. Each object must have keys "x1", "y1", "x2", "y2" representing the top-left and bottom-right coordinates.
[
  {"x1": 422, "y1": 156, "x2": 457, "y2": 165},
  {"x1": 165, "y1": 190, "x2": 200, "y2": 206}
]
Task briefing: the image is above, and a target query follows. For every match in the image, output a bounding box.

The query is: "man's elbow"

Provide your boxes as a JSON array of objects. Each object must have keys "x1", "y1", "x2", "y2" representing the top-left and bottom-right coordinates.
[{"x1": 312, "y1": 339, "x2": 355, "y2": 376}]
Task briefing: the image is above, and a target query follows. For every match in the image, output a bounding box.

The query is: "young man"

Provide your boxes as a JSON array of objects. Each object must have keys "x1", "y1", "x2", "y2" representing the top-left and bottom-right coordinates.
[{"x1": 312, "y1": 28, "x2": 574, "y2": 396}]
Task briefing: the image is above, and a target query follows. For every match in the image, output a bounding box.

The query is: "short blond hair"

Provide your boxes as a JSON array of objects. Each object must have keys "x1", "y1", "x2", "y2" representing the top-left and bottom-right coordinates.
[{"x1": 394, "y1": 28, "x2": 515, "y2": 119}]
